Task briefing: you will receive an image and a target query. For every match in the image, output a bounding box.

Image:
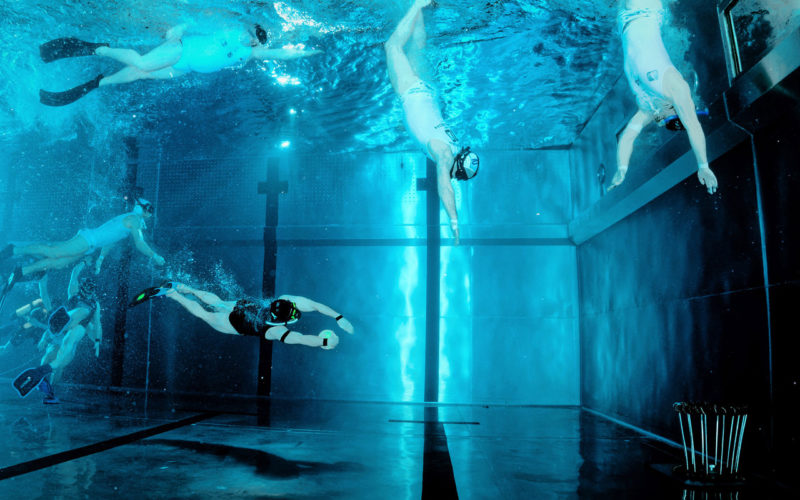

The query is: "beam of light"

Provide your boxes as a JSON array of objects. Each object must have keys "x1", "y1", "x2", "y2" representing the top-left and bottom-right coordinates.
[
  {"x1": 439, "y1": 180, "x2": 471, "y2": 402},
  {"x1": 396, "y1": 155, "x2": 420, "y2": 401},
  {"x1": 280, "y1": 140, "x2": 291, "y2": 148}
]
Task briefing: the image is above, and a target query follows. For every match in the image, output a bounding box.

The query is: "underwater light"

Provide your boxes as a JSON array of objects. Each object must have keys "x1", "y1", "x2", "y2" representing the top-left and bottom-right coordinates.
[
  {"x1": 289, "y1": 108, "x2": 297, "y2": 115},
  {"x1": 280, "y1": 141, "x2": 291, "y2": 148}
]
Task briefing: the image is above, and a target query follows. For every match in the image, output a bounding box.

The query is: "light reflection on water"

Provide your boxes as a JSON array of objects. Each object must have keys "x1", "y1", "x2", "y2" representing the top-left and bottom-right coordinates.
[{"x1": 0, "y1": 0, "x2": 634, "y2": 155}]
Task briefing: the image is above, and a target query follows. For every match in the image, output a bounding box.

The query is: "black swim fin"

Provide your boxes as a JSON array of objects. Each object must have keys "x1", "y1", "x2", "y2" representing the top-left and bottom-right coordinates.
[
  {"x1": 0, "y1": 265, "x2": 23, "y2": 315},
  {"x1": 39, "y1": 37, "x2": 108, "y2": 63},
  {"x1": 13, "y1": 364, "x2": 53, "y2": 398},
  {"x1": 39, "y1": 74, "x2": 104, "y2": 107},
  {"x1": 48, "y1": 306, "x2": 71, "y2": 336},
  {"x1": 129, "y1": 282, "x2": 173, "y2": 308},
  {"x1": 0, "y1": 244, "x2": 13, "y2": 262}
]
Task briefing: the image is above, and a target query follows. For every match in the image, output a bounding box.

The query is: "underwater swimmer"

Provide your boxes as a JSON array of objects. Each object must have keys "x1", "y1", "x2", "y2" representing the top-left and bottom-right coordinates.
[
  {"x1": 385, "y1": 0, "x2": 479, "y2": 245},
  {"x1": 39, "y1": 23, "x2": 322, "y2": 106},
  {"x1": 13, "y1": 260, "x2": 102, "y2": 403},
  {"x1": 609, "y1": 0, "x2": 718, "y2": 194},
  {"x1": 0, "y1": 198, "x2": 163, "y2": 310},
  {"x1": 129, "y1": 282, "x2": 354, "y2": 350}
]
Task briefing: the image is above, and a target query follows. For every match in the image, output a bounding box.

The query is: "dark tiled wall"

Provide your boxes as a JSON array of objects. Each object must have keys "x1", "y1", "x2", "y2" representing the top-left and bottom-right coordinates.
[{"x1": 577, "y1": 97, "x2": 800, "y2": 482}]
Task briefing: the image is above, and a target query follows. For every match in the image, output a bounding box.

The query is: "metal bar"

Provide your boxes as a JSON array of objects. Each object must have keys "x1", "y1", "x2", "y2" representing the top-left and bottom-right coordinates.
[
  {"x1": 727, "y1": 415, "x2": 737, "y2": 473},
  {"x1": 734, "y1": 414, "x2": 748, "y2": 473},
  {"x1": 679, "y1": 413, "x2": 690, "y2": 471},
  {"x1": 257, "y1": 157, "x2": 282, "y2": 424},
  {"x1": 422, "y1": 158, "x2": 441, "y2": 403},
  {"x1": 687, "y1": 413, "x2": 697, "y2": 473},
  {"x1": 714, "y1": 414, "x2": 720, "y2": 473}
]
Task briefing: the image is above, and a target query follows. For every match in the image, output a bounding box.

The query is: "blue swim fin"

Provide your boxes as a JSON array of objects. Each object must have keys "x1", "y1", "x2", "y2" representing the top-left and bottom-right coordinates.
[
  {"x1": 39, "y1": 37, "x2": 108, "y2": 63},
  {"x1": 39, "y1": 74, "x2": 104, "y2": 107},
  {"x1": 38, "y1": 378, "x2": 60, "y2": 404}
]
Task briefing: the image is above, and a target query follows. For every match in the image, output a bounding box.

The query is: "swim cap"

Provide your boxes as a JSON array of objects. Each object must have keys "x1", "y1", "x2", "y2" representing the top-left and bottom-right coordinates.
[
  {"x1": 255, "y1": 24, "x2": 268, "y2": 45},
  {"x1": 450, "y1": 147, "x2": 479, "y2": 181},
  {"x1": 261, "y1": 299, "x2": 301, "y2": 325}
]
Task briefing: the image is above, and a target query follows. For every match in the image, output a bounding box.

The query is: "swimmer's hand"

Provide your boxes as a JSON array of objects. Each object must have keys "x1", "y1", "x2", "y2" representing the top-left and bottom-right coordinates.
[
  {"x1": 94, "y1": 339, "x2": 101, "y2": 357},
  {"x1": 153, "y1": 254, "x2": 166, "y2": 266},
  {"x1": 698, "y1": 165, "x2": 718, "y2": 195},
  {"x1": 450, "y1": 219, "x2": 460, "y2": 246},
  {"x1": 166, "y1": 24, "x2": 188, "y2": 40},
  {"x1": 607, "y1": 165, "x2": 628, "y2": 192},
  {"x1": 320, "y1": 331, "x2": 339, "y2": 350},
  {"x1": 336, "y1": 316, "x2": 354, "y2": 334}
]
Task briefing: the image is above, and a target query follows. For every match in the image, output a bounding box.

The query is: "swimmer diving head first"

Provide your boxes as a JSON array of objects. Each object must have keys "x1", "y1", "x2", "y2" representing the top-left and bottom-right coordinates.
[{"x1": 385, "y1": 0, "x2": 481, "y2": 245}]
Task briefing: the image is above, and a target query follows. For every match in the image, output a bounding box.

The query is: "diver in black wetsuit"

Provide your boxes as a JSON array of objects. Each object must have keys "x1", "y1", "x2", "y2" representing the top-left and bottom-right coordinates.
[
  {"x1": 12, "y1": 259, "x2": 102, "y2": 403},
  {"x1": 0, "y1": 299, "x2": 50, "y2": 350},
  {"x1": 129, "y1": 282, "x2": 354, "y2": 349}
]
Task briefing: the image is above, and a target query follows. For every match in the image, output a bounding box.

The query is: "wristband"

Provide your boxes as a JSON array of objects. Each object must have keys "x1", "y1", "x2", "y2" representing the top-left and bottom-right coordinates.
[
  {"x1": 322, "y1": 337, "x2": 328, "y2": 347},
  {"x1": 280, "y1": 330, "x2": 291, "y2": 342},
  {"x1": 335, "y1": 315, "x2": 343, "y2": 321}
]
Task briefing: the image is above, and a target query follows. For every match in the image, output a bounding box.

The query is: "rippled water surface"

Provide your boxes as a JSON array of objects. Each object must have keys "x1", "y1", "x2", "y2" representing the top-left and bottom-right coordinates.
[{"x1": 0, "y1": 1, "x2": 638, "y2": 154}]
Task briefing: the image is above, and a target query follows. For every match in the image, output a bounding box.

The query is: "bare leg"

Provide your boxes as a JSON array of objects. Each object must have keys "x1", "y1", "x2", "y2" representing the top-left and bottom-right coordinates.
[
  {"x1": 95, "y1": 40, "x2": 182, "y2": 73},
  {"x1": 15, "y1": 235, "x2": 89, "y2": 259},
  {"x1": 49, "y1": 326, "x2": 86, "y2": 383},
  {"x1": 100, "y1": 66, "x2": 184, "y2": 86},
  {"x1": 40, "y1": 344, "x2": 59, "y2": 366},
  {"x1": 22, "y1": 255, "x2": 84, "y2": 276},
  {"x1": 165, "y1": 291, "x2": 235, "y2": 334},
  {"x1": 406, "y1": 11, "x2": 429, "y2": 79},
  {"x1": 385, "y1": 0, "x2": 432, "y2": 96},
  {"x1": 176, "y1": 284, "x2": 229, "y2": 308}
]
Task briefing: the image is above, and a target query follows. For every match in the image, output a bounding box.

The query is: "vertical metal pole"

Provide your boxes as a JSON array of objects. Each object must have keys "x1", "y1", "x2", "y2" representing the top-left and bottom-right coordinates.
[
  {"x1": 734, "y1": 414, "x2": 748, "y2": 473},
  {"x1": 727, "y1": 415, "x2": 737, "y2": 473},
  {"x1": 688, "y1": 413, "x2": 697, "y2": 473},
  {"x1": 679, "y1": 413, "x2": 690, "y2": 471},
  {"x1": 111, "y1": 137, "x2": 139, "y2": 387},
  {"x1": 257, "y1": 157, "x2": 283, "y2": 425},
  {"x1": 420, "y1": 158, "x2": 441, "y2": 403},
  {"x1": 714, "y1": 414, "x2": 719, "y2": 473}
]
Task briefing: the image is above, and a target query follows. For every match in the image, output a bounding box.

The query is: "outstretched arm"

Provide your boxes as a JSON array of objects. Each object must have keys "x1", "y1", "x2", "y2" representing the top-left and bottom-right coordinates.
[
  {"x1": 67, "y1": 260, "x2": 87, "y2": 298},
  {"x1": 265, "y1": 325, "x2": 340, "y2": 349},
  {"x1": 94, "y1": 245, "x2": 113, "y2": 274},
  {"x1": 667, "y1": 82, "x2": 717, "y2": 194},
  {"x1": 251, "y1": 46, "x2": 322, "y2": 60},
  {"x1": 281, "y1": 295, "x2": 354, "y2": 333},
  {"x1": 609, "y1": 110, "x2": 652, "y2": 191},
  {"x1": 436, "y1": 165, "x2": 460, "y2": 244},
  {"x1": 37, "y1": 273, "x2": 53, "y2": 311},
  {"x1": 130, "y1": 227, "x2": 165, "y2": 266}
]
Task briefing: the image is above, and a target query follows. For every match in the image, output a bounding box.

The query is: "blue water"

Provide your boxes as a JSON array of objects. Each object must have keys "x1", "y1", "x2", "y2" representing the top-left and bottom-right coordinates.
[{"x1": 0, "y1": 0, "x2": 642, "y2": 154}]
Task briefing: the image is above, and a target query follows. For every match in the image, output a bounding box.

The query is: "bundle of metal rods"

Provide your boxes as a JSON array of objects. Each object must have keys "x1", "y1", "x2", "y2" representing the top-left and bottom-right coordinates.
[{"x1": 673, "y1": 402, "x2": 749, "y2": 478}]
